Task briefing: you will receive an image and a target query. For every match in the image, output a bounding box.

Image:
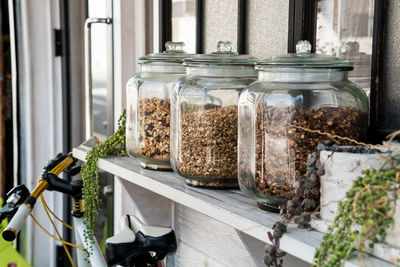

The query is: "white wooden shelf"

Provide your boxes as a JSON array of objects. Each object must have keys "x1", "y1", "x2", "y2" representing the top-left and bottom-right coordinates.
[{"x1": 73, "y1": 144, "x2": 394, "y2": 267}]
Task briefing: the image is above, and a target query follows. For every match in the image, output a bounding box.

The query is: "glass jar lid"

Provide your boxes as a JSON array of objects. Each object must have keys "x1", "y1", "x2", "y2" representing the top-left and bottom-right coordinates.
[
  {"x1": 184, "y1": 41, "x2": 257, "y2": 66},
  {"x1": 138, "y1": 41, "x2": 195, "y2": 64},
  {"x1": 257, "y1": 40, "x2": 353, "y2": 70}
]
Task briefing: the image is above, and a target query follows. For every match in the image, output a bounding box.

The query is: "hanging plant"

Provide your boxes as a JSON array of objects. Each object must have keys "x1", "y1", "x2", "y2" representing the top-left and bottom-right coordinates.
[
  {"x1": 80, "y1": 110, "x2": 126, "y2": 253},
  {"x1": 264, "y1": 138, "x2": 398, "y2": 267},
  {"x1": 264, "y1": 142, "x2": 326, "y2": 267},
  {"x1": 313, "y1": 148, "x2": 400, "y2": 267}
]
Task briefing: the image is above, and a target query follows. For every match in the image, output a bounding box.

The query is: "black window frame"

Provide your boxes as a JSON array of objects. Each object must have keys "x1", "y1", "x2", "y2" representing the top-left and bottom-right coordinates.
[
  {"x1": 161, "y1": 0, "x2": 390, "y2": 142},
  {"x1": 287, "y1": 0, "x2": 388, "y2": 142},
  {"x1": 159, "y1": 0, "x2": 204, "y2": 54}
]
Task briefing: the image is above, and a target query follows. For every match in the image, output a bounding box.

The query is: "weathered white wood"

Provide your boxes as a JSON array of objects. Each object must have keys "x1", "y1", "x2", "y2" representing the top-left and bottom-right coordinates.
[
  {"x1": 174, "y1": 241, "x2": 226, "y2": 267},
  {"x1": 175, "y1": 204, "x2": 256, "y2": 267},
  {"x1": 113, "y1": 175, "x2": 124, "y2": 234},
  {"x1": 115, "y1": 177, "x2": 173, "y2": 228},
  {"x1": 237, "y1": 231, "x2": 309, "y2": 267},
  {"x1": 72, "y1": 145, "x2": 394, "y2": 266},
  {"x1": 113, "y1": 178, "x2": 175, "y2": 265}
]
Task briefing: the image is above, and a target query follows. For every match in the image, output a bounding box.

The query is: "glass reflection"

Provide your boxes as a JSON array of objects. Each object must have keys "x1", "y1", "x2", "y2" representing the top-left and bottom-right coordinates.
[
  {"x1": 172, "y1": 0, "x2": 197, "y2": 53},
  {"x1": 316, "y1": 0, "x2": 374, "y2": 95}
]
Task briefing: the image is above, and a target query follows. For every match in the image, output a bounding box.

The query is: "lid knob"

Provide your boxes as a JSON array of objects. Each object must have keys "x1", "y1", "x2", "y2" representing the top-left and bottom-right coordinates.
[
  {"x1": 296, "y1": 40, "x2": 312, "y2": 54},
  {"x1": 216, "y1": 41, "x2": 233, "y2": 53},
  {"x1": 165, "y1": 41, "x2": 185, "y2": 53}
]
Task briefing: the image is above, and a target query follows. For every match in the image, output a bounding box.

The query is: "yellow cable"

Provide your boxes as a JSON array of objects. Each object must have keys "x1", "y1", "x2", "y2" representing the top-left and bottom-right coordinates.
[
  {"x1": 29, "y1": 214, "x2": 84, "y2": 250},
  {"x1": 33, "y1": 156, "x2": 77, "y2": 267},
  {"x1": 38, "y1": 155, "x2": 75, "y2": 230},
  {"x1": 40, "y1": 194, "x2": 75, "y2": 267},
  {"x1": 40, "y1": 196, "x2": 74, "y2": 230}
]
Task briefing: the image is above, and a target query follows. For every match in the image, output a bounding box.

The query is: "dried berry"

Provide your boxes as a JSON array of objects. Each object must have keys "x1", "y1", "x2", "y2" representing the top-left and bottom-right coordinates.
[
  {"x1": 264, "y1": 244, "x2": 276, "y2": 255},
  {"x1": 293, "y1": 206, "x2": 303, "y2": 215},
  {"x1": 302, "y1": 198, "x2": 316, "y2": 210},
  {"x1": 308, "y1": 173, "x2": 317, "y2": 183},
  {"x1": 273, "y1": 222, "x2": 287, "y2": 239},
  {"x1": 297, "y1": 221, "x2": 310, "y2": 229},
  {"x1": 264, "y1": 254, "x2": 274, "y2": 266},
  {"x1": 317, "y1": 143, "x2": 326, "y2": 151},
  {"x1": 303, "y1": 179, "x2": 314, "y2": 189},
  {"x1": 316, "y1": 168, "x2": 325, "y2": 176}
]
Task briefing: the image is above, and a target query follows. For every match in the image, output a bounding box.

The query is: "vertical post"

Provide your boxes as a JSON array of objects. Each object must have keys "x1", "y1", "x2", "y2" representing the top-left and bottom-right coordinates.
[
  {"x1": 237, "y1": 0, "x2": 246, "y2": 54},
  {"x1": 0, "y1": 2, "x2": 5, "y2": 199},
  {"x1": 159, "y1": 0, "x2": 172, "y2": 52},
  {"x1": 74, "y1": 216, "x2": 107, "y2": 267},
  {"x1": 287, "y1": 0, "x2": 317, "y2": 53},
  {"x1": 84, "y1": 18, "x2": 112, "y2": 140},
  {"x1": 369, "y1": 0, "x2": 387, "y2": 142},
  {"x1": 196, "y1": 0, "x2": 204, "y2": 54},
  {"x1": 84, "y1": 20, "x2": 94, "y2": 140}
]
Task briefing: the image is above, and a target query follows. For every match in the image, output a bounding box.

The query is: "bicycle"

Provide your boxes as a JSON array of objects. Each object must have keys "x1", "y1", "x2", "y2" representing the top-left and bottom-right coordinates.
[{"x1": 0, "y1": 153, "x2": 177, "y2": 267}]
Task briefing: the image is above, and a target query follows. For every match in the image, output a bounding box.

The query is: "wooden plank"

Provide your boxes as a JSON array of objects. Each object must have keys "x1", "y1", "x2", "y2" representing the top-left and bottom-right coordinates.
[
  {"x1": 73, "y1": 145, "x2": 394, "y2": 266},
  {"x1": 175, "y1": 204, "x2": 256, "y2": 267},
  {"x1": 174, "y1": 241, "x2": 226, "y2": 267},
  {"x1": 237, "y1": 231, "x2": 309, "y2": 267},
  {"x1": 115, "y1": 177, "x2": 173, "y2": 228}
]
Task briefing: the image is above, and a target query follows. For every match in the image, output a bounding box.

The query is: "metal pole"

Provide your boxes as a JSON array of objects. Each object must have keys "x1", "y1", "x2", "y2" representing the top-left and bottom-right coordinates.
[
  {"x1": 84, "y1": 18, "x2": 111, "y2": 140},
  {"x1": 73, "y1": 216, "x2": 107, "y2": 267}
]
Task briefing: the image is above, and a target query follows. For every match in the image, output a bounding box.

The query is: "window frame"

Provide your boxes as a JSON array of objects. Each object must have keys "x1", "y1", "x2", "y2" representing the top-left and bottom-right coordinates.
[
  {"x1": 161, "y1": 0, "x2": 389, "y2": 142},
  {"x1": 288, "y1": 0, "x2": 388, "y2": 142}
]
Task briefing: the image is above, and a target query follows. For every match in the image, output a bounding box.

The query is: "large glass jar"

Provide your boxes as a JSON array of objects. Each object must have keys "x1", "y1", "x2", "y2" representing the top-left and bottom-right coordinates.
[
  {"x1": 238, "y1": 41, "x2": 369, "y2": 211},
  {"x1": 126, "y1": 42, "x2": 194, "y2": 170},
  {"x1": 171, "y1": 41, "x2": 257, "y2": 188}
]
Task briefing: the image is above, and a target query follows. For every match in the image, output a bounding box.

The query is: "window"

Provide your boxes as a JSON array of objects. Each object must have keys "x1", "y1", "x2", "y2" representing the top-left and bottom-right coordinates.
[
  {"x1": 316, "y1": 0, "x2": 375, "y2": 95},
  {"x1": 171, "y1": 0, "x2": 198, "y2": 53}
]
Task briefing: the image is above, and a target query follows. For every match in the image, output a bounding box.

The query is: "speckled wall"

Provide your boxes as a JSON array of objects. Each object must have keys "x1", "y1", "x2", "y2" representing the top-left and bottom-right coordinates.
[
  {"x1": 381, "y1": 1, "x2": 400, "y2": 131},
  {"x1": 246, "y1": 0, "x2": 289, "y2": 58},
  {"x1": 203, "y1": 0, "x2": 239, "y2": 53},
  {"x1": 203, "y1": 0, "x2": 288, "y2": 57}
]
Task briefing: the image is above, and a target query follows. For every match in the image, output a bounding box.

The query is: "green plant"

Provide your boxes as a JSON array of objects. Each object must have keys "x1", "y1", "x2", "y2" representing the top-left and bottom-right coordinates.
[
  {"x1": 80, "y1": 110, "x2": 126, "y2": 252},
  {"x1": 313, "y1": 151, "x2": 400, "y2": 267},
  {"x1": 264, "y1": 142, "x2": 395, "y2": 267},
  {"x1": 264, "y1": 146, "x2": 324, "y2": 267}
]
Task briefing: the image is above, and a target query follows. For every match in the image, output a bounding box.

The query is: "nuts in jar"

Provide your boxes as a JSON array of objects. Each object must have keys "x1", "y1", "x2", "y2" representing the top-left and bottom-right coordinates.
[
  {"x1": 138, "y1": 97, "x2": 171, "y2": 161},
  {"x1": 176, "y1": 104, "x2": 238, "y2": 184},
  {"x1": 239, "y1": 105, "x2": 367, "y2": 200}
]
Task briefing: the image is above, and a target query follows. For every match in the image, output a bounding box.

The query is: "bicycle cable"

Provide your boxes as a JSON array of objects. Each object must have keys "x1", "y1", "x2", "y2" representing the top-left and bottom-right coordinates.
[
  {"x1": 40, "y1": 195, "x2": 74, "y2": 230},
  {"x1": 29, "y1": 213, "x2": 84, "y2": 250},
  {"x1": 40, "y1": 194, "x2": 76, "y2": 267},
  {"x1": 31, "y1": 156, "x2": 79, "y2": 267}
]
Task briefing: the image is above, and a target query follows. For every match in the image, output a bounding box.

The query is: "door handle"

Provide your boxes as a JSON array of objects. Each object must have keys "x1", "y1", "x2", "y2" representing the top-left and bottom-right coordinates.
[{"x1": 84, "y1": 18, "x2": 112, "y2": 140}]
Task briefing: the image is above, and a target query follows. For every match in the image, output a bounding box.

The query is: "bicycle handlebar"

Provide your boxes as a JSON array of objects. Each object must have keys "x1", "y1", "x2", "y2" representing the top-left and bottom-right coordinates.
[
  {"x1": 3, "y1": 204, "x2": 32, "y2": 241},
  {"x1": 2, "y1": 154, "x2": 75, "y2": 241}
]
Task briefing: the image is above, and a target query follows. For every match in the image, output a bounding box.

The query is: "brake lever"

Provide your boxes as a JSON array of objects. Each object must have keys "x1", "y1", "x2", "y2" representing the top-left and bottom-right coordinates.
[
  {"x1": 0, "y1": 185, "x2": 30, "y2": 223},
  {"x1": 64, "y1": 165, "x2": 81, "y2": 176}
]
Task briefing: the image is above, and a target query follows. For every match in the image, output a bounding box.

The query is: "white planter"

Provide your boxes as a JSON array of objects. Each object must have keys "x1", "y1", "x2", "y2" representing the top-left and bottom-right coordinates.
[{"x1": 311, "y1": 148, "x2": 400, "y2": 264}]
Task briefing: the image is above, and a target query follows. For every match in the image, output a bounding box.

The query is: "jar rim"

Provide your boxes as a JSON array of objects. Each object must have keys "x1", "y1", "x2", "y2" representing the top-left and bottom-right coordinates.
[
  {"x1": 255, "y1": 62, "x2": 353, "y2": 71},
  {"x1": 256, "y1": 40, "x2": 353, "y2": 70}
]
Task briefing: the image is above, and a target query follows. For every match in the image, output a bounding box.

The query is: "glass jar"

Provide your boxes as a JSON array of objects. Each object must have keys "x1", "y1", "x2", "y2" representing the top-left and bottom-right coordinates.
[
  {"x1": 171, "y1": 41, "x2": 257, "y2": 188},
  {"x1": 238, "y1": 40, "x2": 369, "y2": 212},
  {"x1": 126, "y1": 42, "x2": 194, "y2": 170}
]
